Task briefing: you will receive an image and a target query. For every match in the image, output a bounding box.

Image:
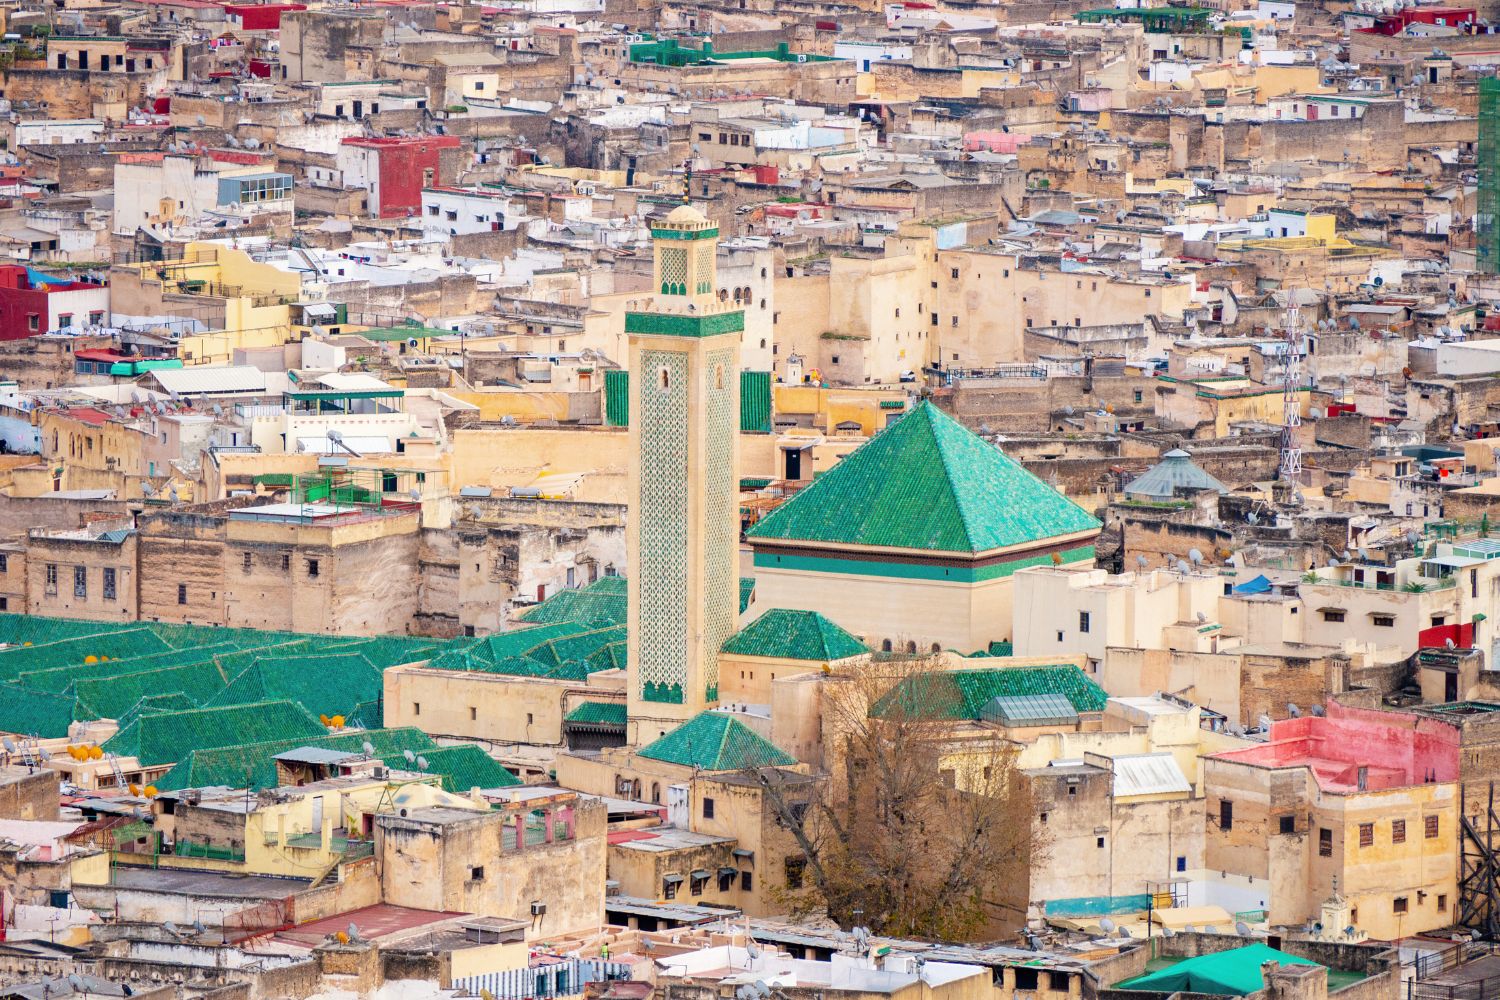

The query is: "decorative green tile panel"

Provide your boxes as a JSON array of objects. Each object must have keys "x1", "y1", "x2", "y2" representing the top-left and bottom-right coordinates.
[{"x1": 624, "y1": 310, "x2": 745, "y2": 338}]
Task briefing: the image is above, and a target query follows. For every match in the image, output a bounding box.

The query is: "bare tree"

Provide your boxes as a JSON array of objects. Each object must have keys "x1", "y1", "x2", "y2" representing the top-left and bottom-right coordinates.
[{"x1": 752, "y1": 654, "x2": 1047, "y2": 941}]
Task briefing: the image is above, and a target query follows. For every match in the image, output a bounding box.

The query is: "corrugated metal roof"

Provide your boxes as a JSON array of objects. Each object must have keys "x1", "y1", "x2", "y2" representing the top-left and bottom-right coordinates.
[
  {"x1": 1111, "y1": 752, "x2": 1192, "y2": 798},
  {"x1": 151, "y1": 365, "x2": 268, "y2": 395}
]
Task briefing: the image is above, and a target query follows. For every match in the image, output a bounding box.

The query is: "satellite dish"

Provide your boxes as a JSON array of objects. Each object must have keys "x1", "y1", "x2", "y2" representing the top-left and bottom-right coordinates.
[
  {"x1": 403, "y1": 749, "x2": 416, "y2": 763},
  {"x1": 1175, "y1": 559, "x2": 1191, "y2": 574},
  {"x1": 164, "y1": 921, "x2": 182, "y2": 937},
  {"x1": 1246, "y1": 512, "x2": 1260, "y2": 524},
  {"x1": 1136, "y1": 555, "x2": 1149, "y2": 568},
  {"x1": 1184, "y1": 925, "x2": 1196, "y2": 933},
  {"x1": 347, "y1": 922, "x2": 361, "y2": 942},
  {"x1": 1100, "y1": 917, "x2": 1116, "y2": 933},
  {"x1": 416, "y1": 756, "x2": 429, "y2": 771},
  {"x1": 409, "y1": 488, "x2": 422, "y2": 501},
  {"x1": 1188, "y1": 548, "x2": 1204, "y2": 564},
  {"x1": 1163, "y1": 927, "x2": 1175, "y2": 938},
  {"x1": 1287, "y1": 703, "x2": 1301, "y2": 718},
  {"x1": 37, "y1": 748, "x2": 49, "y2": 761},
  {"x1": 1235, "y1": 921, "x2": 1251, "y2": 936},
  {"x1": 1118, "y1": 927, "x2": 1132, "y2": 938},
  {"x1": 2, "y1": 737, "x2": 15, "y2": 752},
  {"x1": 746, "y1": 941, "x2": 761, "y2": 960},
  {"x1": 1310, "y1": 705, "x2": 1325, "y2": 717},
  {"x1": 1196, "y1": 611, "x2": 1208, "y2": 623},
  {"x1": 361, "y1": 740, "x2": 375, "y2": 756},
  {"x1": 1258, "y1": 714, "x2": 1274, "y2": 731},
  {"x1": 1447, "y1": 638, "x2": 1457, "y2": 649}
]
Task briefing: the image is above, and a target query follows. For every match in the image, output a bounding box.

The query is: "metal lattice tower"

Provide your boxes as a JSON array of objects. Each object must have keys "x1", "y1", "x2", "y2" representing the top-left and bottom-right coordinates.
[
  {"x1": 1278, "y1": 302, "x2": 1302, "y2": 486},
  {"x1": 1479, "y1": 78, "x2": 1500, "y2": 273}
]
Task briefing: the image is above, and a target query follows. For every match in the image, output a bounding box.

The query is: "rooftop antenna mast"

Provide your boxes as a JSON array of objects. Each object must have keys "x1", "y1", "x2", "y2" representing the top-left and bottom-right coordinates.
[{"x1": 1277, "y1": 299, "x2": 1303, "y2": 501}]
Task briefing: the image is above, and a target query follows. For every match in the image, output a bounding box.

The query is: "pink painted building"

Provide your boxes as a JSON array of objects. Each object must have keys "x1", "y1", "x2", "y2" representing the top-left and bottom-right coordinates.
[{"x1": 1202, "y1": 703, "x2": 1460, "y2": 939}]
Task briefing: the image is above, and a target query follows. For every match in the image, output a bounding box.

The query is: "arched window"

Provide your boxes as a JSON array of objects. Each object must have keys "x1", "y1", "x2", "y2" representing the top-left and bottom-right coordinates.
[
  {"x1": 651, "y1": 782, "x2": 661, "y2": 804},
  {"x1": 881, "y1": 639, "x2": 893, "y2": 652},
  {"x1": 905, "y1": 640, "x2": 917, "y2": 654},
  {"x1": 931, "y1": 643, "x2": 942, "y2": 653}
]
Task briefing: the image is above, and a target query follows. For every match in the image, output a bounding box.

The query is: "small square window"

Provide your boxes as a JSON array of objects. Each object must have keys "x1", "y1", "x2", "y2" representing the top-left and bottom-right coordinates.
[
  {"x1": 703, "y1": 797, "x2": 715, "y2": 819},
  {"x1": 307, "y1": 559, "x2": 320, "y2": 578},
  {"x1": 414, "y1": 702, "x2": 420, "y2": 716},
  {"x1": 741, "y1": 870, "x2": 752, "y2": 891},
  {"x1": 1394, "y1": 896, "x2": 1408, "y2": 914},
  {"x1": 470, "y1": 866, "x2": 485, "y2": 881},
  {"x1": 1079, "y1": 611, "x2": 1091, "y2": 634},
  {"x1": 1279, "y1": 815, "x2": 1295, "y2": 834},
  {"x1": 1319, "y1": 828, "x2": 1332, "y2": 856},
  {"x1": 1359, "y1": 823, "x2": 1374, "y2": 847},
  {"x1": 1096, "y1": 836, "x2": 1105, "y2": 848},
  {"x1": 177, "y1": 583, "x2": 187, "y2": 605},
  {"x1": 1393, "y1": 819, "x2": 1406, "y2": 843},
  {"x1": 1426, "y1": 815, "x2": 1440, "y2": 838},
  {"x1": 1439, "y1": 894, "x2": 1448, "y2": 912}
]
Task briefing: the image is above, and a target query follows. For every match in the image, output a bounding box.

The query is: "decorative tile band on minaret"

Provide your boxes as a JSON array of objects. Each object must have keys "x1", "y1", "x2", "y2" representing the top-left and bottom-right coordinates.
[{"x1": 625, "y1": 204, "x2": 743, "y2": 742}]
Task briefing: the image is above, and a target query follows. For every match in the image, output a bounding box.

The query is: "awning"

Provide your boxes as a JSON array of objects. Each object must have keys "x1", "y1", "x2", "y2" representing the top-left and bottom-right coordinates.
[
  {"x1": 301, "y1": 302, "x2": 337, "y2": 318},
  {"x1": 1425, "y1": 556, "x2": 1483, "y2": 569},
  {"x1": 718, "y1": 866, "x2": 739, "y2": 877},
  {"x1": 662, "y1": 874, "x2": 684, "y2": 884},
  {"x1": 732, "y1": 848, "x2": 755, "y2": 860},
  {"x1": 1316, "y1": 606, "x2": 1346, "y2": 614},
  {"x1": 691, "y1": 869, "x2": 711, "y2": 879}
]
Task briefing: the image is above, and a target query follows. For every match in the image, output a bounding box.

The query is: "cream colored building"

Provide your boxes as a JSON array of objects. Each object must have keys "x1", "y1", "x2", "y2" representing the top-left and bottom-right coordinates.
[{"x1": 746, "y1": 402, "x2": 1100, "y2": 653}]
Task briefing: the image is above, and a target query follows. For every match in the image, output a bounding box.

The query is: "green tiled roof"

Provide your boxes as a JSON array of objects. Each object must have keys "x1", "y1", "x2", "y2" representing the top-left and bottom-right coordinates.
[
  {"x1": 115, "y1": 693, "x2": 198, "y2": 731},
  {"x1": 73, "y1": 661, "x2": 230, "y2": 721},
  {"x1": 564, "y1": 701, "x2": 627, "y2": 727},
  {"x1": 721, "y1": 609, "x2": 866, "y2": 662},
  {"x1": 103, "y1": 700, "x2": 327, "y2": 766},
  {"x1": 638, "y1": 712, "x2": 796, "y2": 771},
  {"x1": 870, "y1": 666, "x2": 1108, "y2": 721},
  {"x1": 417, "y1": 745, "x2": 522, "y2": 791},
  {"x1": 0, "y1": 683, "x2": 82, "y2": 738},
  {"x1": 156, "y1": 726, "x2": 437, "y2": 792},
  {"x1": 746, "y1": 402, "x2": 1100, "y2": 554},
  {"x1": 206, "y1": 653, "x2": 382, "y2": 718},
  {"x1": 519, "y1": 577, "x2": 628, "y2": 627},
  {"x1": 0, "y1": 627, "x2": 171, "y2": 679}
]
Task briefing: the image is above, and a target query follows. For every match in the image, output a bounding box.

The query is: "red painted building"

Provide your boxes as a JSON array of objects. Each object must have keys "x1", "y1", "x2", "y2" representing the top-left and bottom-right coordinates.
[
  {"x1": 0, "y1": 266, "x2": 110, "y2": 342},
  {"x1": 221, "y1": 3, "x2": 306, "y2": 30},
  {"x1": 337, "y1": 136, "x2": 463, "y2": 219}
]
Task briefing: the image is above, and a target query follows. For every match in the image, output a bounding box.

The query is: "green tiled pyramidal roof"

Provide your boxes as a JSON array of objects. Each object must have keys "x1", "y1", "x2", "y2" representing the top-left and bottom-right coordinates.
[
  {"x1": 722, "y1": 609, "x2": 866, "y2": 661},
  {"x1": 747, "y1": 401, "x2": 1100, "y2": 554},
  {"x1": 638, "y1": 712, "x2": 796, "y2": 771},
  {"x1": 103, "y1": 700, "x2": 327, "y2": 766},
  {"x1": 206, "y1": 653, "x2": 382, "y2": 718},
  {"x1": 870, "y1": 665, "x2": 1108, "y2": 721},
  {"x1": 564, "y1": 701, "x2": 628, "y2": 726}
]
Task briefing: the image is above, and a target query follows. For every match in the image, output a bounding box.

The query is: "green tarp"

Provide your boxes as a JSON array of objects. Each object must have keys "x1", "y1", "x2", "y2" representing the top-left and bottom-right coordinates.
[{"x1": 1116, "y1": 945, "x2": 1319, "y2": 996}]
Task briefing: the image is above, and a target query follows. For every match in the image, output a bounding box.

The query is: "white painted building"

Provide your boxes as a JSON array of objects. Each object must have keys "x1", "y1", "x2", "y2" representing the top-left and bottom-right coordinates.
[
  {"x1": 8, "y1": 118, "x2": 105, "y2": 147},
  {"x1": 419, "y1": 187, "x2": 525, "y2": 237}
]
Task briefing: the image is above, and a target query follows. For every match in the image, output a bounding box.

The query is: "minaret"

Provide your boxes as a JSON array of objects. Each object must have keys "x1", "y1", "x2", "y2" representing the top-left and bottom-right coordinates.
[{"x1": 625, "y1": 202, "x2": 743, "y2": 744}]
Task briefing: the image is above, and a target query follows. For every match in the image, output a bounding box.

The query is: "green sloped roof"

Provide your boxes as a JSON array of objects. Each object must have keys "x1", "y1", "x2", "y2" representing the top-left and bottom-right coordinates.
[
  {"x1": 1116, "y1": 944, "x2": 1318, "y2": 995},
  {"x1": 206, "y1": 653, "x2": 382, "y2": 718},
  {"x1": 519, "y1": 577, "x2": 628, "y2": 627},
  {"x1": 526, "y1": 625, "x2": 627, "y2": 668},
  {"x1": 103, "y1": 700, "x2": 327, "y2": 766},
  {"x1": 739, "y1": 578, "x2": 754, "y2": 613},
  {"x1": 638, "y1": 712, "x2": 796, "y2": 771},
  {"x1": 870, "y1": 666, "x2": 1108, "y2": 721},
  {"x1": 155, "y1": 726, "x2": 439, "y2": 792},
  {"x1": 416, "y1": 745, "x2": 521, "y2": 791},
  {"x1": 72, "y1": 661, "x2": 229, "y2": 721},
  {"x1": 0, "y1": 613, "x2": 139, "y2": 648},
  {"x1": 564, "y1": 701, "x2": 628, "y2": 726},
  {"x1": 746, "y1": 402, "x2": 1100, "y2": 554},
  {"x1": 14, "y1": 643, "x2": 237, "y2": 693},
  {"x1": 0, "y1": 627, "x2": 171, "y2": 679},
  {"x1": 115, "y1": 693, "x2": 198, "y2": 731},
  {"x1": 0, "y1": 683, "x2": 83, "y2": 738},
  {"x1": 722, "y1": 609, "x2": 866, "y2": 661}
]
